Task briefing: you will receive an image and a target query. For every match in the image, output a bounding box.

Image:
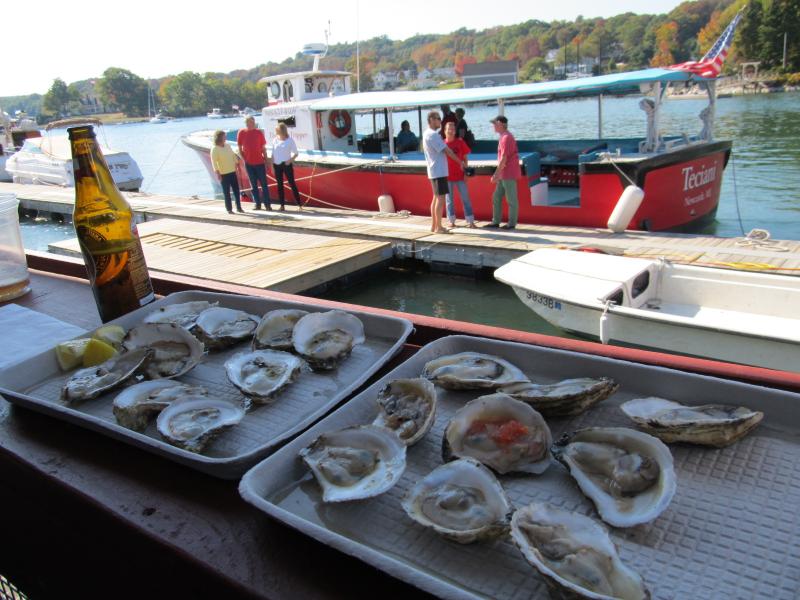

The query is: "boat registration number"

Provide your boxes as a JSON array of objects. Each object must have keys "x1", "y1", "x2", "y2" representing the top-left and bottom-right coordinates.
[{"x1": 526, "y1": 291, "x2": 561, "y2": 310}]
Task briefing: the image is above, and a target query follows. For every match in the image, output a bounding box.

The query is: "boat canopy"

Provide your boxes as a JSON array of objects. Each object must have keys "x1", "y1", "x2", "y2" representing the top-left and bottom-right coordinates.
[
  {"x1": 309, "y1": 68, "x2": 699, "y2": 112},
  {"x1": 259, "y1": 70, "x2": 353, "y2": 84}
]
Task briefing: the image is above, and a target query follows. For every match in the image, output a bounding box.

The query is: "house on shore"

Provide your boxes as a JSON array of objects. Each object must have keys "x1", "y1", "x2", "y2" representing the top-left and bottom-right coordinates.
[{"x1": 462, "y1": 60, "x2": 518, "y2": 88}]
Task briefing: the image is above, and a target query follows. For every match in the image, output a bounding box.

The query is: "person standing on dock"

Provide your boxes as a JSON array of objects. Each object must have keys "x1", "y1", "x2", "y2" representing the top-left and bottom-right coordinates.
[
  {"x1": 485, "y1": 115, "x2": 520, "y2": 230},
  {"x1": 271, "y1": 123, "x2": 302, "y2": 211},
  {"x1": 444, "y1": 121, "x2": 476, "y2": 228},
  {"x1": 210, "y1": 130, "x2": 244, "y2": 214},
  {"x1": 237, "y1": 116, "x2": 271, "y2": 210},
  {"x1": 423, "y1": 110, "x2": 466, "y2": 234}
]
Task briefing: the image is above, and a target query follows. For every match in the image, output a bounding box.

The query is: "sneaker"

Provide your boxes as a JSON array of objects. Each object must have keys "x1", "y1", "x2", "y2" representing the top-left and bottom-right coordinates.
[
  {"x1": 265, "y1": 205, "x2": 272, "y2": 211},
  {"x1": 253, "y1": 206, "x2": 263, "y2": 211},
  {"x1": 501, "y1": 224, "x2": 516, "y2": 230},
  {"x1": 481, "y1": 223, "x2": 500, "y2": 228},
  {"x1": 467, "y1": 222, "x2": 477, "y2": 229},
  {"x1": 448, "y1": 221, "x2": 456, "y2": 228},
  {"x1": 236, "y1": 208, "x2": 245, "y2": 213},
  {"x1": 227, "y1": 210, "x2": 234, "y2": 214}
]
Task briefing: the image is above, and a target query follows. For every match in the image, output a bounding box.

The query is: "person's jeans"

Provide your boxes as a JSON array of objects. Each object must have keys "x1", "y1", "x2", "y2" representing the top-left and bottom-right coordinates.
[
  {"x1": 273, "y1": 162, "x2": 301, "y2": 206},
  {"x1": 446, "y1": 179, "x2": 474, "y2": 223},
  {"x1": 220, "y1": 171, "x2": 242, "y2": 212},
  {"x1": 491, "y1": 179, "x2": 518, "y2": 226},
  {"x1": 245, "y1": 163, "x2": 270, "y2": 208}
]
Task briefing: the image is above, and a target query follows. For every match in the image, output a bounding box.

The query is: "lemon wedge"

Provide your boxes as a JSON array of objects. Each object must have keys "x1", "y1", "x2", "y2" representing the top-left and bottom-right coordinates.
[
  {"x1": 55, "y1": 338, "x2": 92, "y2": 371},
  {"x1": 82, "y1": 338, "x2": 119, "y2": 367},
  {"x1": 92, "y1": 324, "x2": 126, "y2": 349}
]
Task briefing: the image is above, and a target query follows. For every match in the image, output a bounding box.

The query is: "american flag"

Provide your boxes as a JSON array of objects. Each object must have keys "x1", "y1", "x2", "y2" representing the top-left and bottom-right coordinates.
[{"x1": 670, "y1": 9, "x2": 744, "y2": 78}]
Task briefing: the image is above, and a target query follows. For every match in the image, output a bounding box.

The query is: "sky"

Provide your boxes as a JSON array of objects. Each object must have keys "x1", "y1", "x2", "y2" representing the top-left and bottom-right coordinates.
[{"x1": 3, "y1": 0, "x2": 686, "y2": 97}]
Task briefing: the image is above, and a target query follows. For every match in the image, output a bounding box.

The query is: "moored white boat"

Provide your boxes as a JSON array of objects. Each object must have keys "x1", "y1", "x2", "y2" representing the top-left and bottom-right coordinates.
[
  {"x1": 494, "y1": 248, "x2": 800, "y2": 372},
  {"x1": 5, "y1": 134, "x2": 143, "y2": 191}
]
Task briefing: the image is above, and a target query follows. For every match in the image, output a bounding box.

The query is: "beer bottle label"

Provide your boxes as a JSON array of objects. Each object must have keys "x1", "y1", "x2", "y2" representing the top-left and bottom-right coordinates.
[{"x1": 129, "y1": 223, "x2": 155, "y2": 306}]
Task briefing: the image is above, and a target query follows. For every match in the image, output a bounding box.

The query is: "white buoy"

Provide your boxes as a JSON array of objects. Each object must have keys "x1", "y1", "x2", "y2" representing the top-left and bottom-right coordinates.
[
  {"x1": 607, "y1": 185, "x2": 645, "y2": 233},
  {"x1": 377, "y1": 194, "x2": 395, "y2": 213}
]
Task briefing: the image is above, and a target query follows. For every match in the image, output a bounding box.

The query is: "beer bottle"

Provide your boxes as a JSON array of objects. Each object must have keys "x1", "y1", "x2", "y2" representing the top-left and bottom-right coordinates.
[{"x1": 68, "y1": 125, "x2": 155, "y2": 322}]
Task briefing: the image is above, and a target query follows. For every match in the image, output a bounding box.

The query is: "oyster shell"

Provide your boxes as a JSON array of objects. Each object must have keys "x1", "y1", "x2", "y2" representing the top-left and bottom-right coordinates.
[
  {"x1": 620, "y1": 397, "x2": 763, "y2": 448},
  {"x1": 122, "y1": 323, "x2": 205, "y2": 379},
  {"x1": 292, "y1": 310, "x2": 365, "y2": 370},
  {"x1": 300, "y1": 425, "x2": 406, "y2": 502},
  {"x1": 510, "y1": 503, "x2": 650, "y2": 600},
  {"x1": 402, "y1": 458, "x2": 512, "y2": 544},
  {"x1": 422, "y1": 352, "x2": 529, "y2": 390},
  {"x1": 500, "y1": 377, "x2": 619, "y2": 417},
  {"x1": 252, "y1": 309, "x2": 309, "y2": 350},
  {"x1": 190, "y1": 306, "x2": 259, "y2": 350},
  {"x1": 372, "y1": 378, "x2": 437, "y2": 446},
  {"x1": 113, "y1": 380, "x2": 208, "y2": 431},
  {"x1": 143, "y1": 300, "x2": 218, "y2": 329},
  {"x1": 443, "y1": 393, "x2": 552, "y2": 475},
  {"x1": 224, "y1": 349, "x2": 304, "y2": 403},
  {"x1": 61, "y1": 348, "x2": 152, "y2": 405},
  {"x1": 156, "y1": 396, "x2": 244, "y2": 453},
  {"x1": 553, "y1": 427, "x2": 676, "y2": 528}
]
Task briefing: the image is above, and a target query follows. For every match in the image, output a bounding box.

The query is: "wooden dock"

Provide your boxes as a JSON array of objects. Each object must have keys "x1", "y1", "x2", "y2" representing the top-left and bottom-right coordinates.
[{"x1": 6, "y1": 182, "x2": 800, "y2": 279}]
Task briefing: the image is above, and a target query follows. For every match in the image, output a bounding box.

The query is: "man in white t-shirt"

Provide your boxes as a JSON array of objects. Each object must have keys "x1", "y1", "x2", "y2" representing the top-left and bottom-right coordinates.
[{"x1": 423, "y1": 110, "x2": 465, "y2": 233}]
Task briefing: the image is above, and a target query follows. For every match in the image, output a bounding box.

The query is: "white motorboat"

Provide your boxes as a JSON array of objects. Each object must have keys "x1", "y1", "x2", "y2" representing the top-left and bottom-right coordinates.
[
  {"x1": 1, "y1": 110, "x2": 41, "y2": 182},
  {"x1": 5, "y1": 134, "x2": 143, "y2": 191},
  {"x1": 207, "y1": 108, "x2": 225, "y2": 119},
  {"x1": 494, "y1": 248, "x2": 800, "y2": 372}
]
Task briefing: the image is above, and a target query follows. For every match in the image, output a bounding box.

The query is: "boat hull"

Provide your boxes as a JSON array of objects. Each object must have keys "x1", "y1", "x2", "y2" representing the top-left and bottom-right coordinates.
[
  {"x1": 183, "y1": 131, "x2": 730, "y2": 232},
  {"x1": 505, "y1": 284, "x2": 799, "y2": 372}
]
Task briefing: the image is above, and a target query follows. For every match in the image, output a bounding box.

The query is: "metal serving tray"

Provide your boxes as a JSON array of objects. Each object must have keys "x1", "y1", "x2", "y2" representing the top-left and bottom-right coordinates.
[
  {"x1": 0, "y1": 291, "x2": 413, "y2": 479},
  {"x1": 240, "y1": 335, "x2": 800, "y2": 600}
]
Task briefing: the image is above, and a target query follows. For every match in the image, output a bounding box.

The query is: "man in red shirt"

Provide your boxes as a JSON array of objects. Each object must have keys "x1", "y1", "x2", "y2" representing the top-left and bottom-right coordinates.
[
  {"x1": 237, "y1": 116, "x2": 271, "y2": 210},
  {"x1": 484, "y1": 115, "x2": 521, "y2": 229}
]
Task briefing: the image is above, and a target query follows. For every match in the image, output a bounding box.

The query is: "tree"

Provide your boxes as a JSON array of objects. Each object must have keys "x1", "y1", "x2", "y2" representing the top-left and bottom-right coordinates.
[
  {"x1": 737, "y1": 0, "x2": 763, "y2": 60},
  {"x1": 651, "y1": 21, "x2": 679, "y2": 66},
  {"x1": 97, "y1": 68, "x2": 148, "y2": 116},
  {"x1": 161, "y1": 72, "x2": 207, "y2": 116},
  {"x1": 42, "y1": 78, "x2": 77, "y2": 117}
]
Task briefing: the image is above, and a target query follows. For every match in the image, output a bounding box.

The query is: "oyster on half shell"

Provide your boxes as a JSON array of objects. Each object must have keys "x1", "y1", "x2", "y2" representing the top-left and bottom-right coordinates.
[
  {"x1": 500, "y1": 377, "x2": 619, "y2": 417},
  {"x1": 190, "y1": 306, "x2": 259, "y2": 350},
  {"x1": 122, "y1": 323, "x2": 205, "y2": 379},
  {"x1": 143, "y1": 300, "x2": 218, "y2": 329},
  {"x1": 61, "y1": 348, "x2": 152, "y2": 405},
  {"x1": 113, "y1": 379, "x2": 208, "y2": 431},
  {"x1": 372, "y1": 378, "x2": 437, "y2": 446},
  {"x1": 402, "y1": 458, "x2": 512, "y2": 544},
  {"x1": 292, "y1": 310, "x2": 365, "y2": 370},
  {"x1": 224, "y1": 349, "x2": 304, "y2": 403},
  {"x1": 156, "y1": 396, "x2": 244, "y2": 453},
  {"x1": 620, "y1": 397, "x2": 764, "y2": 448},
  {"x1": 511, "y1": 503, "x2": 650, "y2": 600},
  {"x1": 300, "y1": 425, "x2": 406, "y2": 502},
  {"x1": 553, "y1": 427, "x2": 676, "y2": 528},
  {"x1": 443, "y1": 393, "x2": 552, "y2": 475},
  {"x1": 422, "y1": 352, "x2": 529, "y2": 390},
  {"x1": 252, "y1": 309, "x2": 309, "y2": 351}
]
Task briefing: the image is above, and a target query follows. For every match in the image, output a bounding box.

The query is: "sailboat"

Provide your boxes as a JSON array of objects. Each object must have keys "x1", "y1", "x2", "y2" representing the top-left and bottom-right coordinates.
[{"x1": 148, "y1": 85, "x2": 166, "y2": 124}]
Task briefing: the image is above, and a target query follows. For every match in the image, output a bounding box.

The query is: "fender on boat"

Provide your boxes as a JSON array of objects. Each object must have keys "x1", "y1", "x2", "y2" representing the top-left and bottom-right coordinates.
[{"x1": 607, "y1": 185, "x2": 645, "y2": 233}]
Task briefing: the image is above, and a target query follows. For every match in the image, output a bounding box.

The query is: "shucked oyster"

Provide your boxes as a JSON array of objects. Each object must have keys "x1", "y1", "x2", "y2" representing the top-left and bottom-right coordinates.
[
  {"x1": 620, "y1": 397, "x2": 763, "y2": 448},
  {"x1": 292, "y1": 310, "x2": 365, "y2": 370},
  {"x1": 443, "y1": 393, "x2": 552, "y2": 475},
  {"x1": 500, "y1": 377, "x2": 619, "y2": 417},
  {"x1": 122, "y1": 323, "x2": 205, "y2": 379},
  {"x1": 113, "y1": 379, "x2": 208, "y2": 431},
  {"x1": 511, "y1": 503, "x2": 650, "y2": 600},
  {"x1": 61, "y1": 348, "x2": 152, "y2": 405},
  {"x1": 252, "y1": 309, "x2": 309, "y2": 351},
  {"x1": 372, "y1": 378, "x2": 437, "y2": 446},
  {"x1": 224, "y1": 349, "x2": 304, "y2": 403},
  {"x1": 300, "y1": 425, "x2": 406, "y2": 502},
  {"x1": 402, "y1": 458, "x2": 512, "y2": 544},
  {"x1": 422, "y1": 352, "x2": 529, "y2": 390},
  {"x1": 190, "y1": 306, "x2": 259, "y2": 350},
  {"x1": 143, "y1": 300, "x2": 218, "y2": 329},
  {"x1": 156, "y1": 396, "x2": 244, "y2": 453},
  {"x1": 553, "y1": 427, "x2": 676, "y2": 528}
]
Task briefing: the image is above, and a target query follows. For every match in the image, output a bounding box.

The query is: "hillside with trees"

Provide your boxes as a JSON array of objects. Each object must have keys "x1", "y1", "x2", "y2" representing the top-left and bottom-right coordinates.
[{"x1": 3, "y1": 0, "x2": 798, "y2": 121}]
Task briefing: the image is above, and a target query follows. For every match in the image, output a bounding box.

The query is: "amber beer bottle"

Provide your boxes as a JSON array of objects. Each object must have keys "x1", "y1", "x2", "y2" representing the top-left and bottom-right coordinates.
[{"x1": 68, "y1": 125, "x2": 155, "y2": 321}]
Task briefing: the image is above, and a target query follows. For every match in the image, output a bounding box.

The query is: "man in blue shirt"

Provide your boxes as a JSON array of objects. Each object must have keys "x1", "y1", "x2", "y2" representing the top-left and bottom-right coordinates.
[{"x1": 396, "y1": 120, "x2": 419, "y2": 153}]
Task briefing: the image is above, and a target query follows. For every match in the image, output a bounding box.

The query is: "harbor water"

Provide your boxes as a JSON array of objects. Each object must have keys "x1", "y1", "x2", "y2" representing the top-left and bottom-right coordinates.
[{"x1": 18, "y1": 93, "x2": 800, "y2": 333}]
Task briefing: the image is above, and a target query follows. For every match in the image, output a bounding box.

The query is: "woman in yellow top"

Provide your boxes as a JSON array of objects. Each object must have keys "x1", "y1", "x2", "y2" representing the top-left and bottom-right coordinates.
[{"x1": 210, "y1": 130, "x2": 244, "y2": 214}]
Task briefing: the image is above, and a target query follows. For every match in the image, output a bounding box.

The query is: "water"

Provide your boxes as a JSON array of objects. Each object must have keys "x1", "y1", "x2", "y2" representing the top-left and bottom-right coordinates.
[{"x1": 17, "y1": 94, "x2": 800, "y2": 331}]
